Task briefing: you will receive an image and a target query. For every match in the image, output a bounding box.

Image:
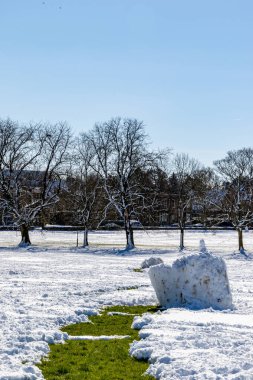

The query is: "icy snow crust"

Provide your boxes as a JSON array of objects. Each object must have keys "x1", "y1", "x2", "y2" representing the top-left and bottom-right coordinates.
[
  {"x1": 1, "y1": 229, "x2": 253, "y2": 379},
  {"x1": 149, "y1": 252, "x2": 232, "y2": 310}
]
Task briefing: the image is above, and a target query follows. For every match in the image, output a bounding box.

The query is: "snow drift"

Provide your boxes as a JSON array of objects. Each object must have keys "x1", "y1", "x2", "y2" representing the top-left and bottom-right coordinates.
[{"x1": 148, "y1": 251, "x2": 232, "y2": 310}]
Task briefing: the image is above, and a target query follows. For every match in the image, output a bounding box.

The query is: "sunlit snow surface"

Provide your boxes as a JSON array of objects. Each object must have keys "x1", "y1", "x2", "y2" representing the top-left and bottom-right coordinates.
[{"x1": 0, "y1": 229, "x2": 253, "y2": 379}]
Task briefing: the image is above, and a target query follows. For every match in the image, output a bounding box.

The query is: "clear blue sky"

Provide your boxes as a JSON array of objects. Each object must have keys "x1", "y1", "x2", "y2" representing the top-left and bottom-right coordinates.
[{"x1": 0, "y1": 0, "x2": 253, "y2": 166}]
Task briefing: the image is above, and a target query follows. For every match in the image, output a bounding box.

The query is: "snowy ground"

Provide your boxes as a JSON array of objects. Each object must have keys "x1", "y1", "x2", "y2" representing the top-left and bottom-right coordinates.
[{"x1": 1, "y1": 229, "x2": 253, "y2": 379}]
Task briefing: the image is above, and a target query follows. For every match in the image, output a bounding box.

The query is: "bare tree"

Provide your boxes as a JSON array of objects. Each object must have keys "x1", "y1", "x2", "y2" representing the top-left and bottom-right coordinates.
[
  {"x1": 213, "y1": 148, "x2": 253, "y2": 253},
  {"x1": 0, "y1": 119, "x2": 71, "y2": 246},
  {"x1": 87, "y1": 117, "x2": 166, "y2": 249},
  {"x1": 66, "y1": 134, "x2": 101, "y2": 247},
  {"x1": 172, "y1": 153, "x2": 202, "y2": 250},
  {"x1": 37, "y1": 122, "x2": 72, "y2": 226}
]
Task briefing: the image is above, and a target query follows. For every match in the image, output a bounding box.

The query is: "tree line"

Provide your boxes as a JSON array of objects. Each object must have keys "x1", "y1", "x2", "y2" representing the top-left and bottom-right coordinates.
[{"x1": 0, "y1": 117, "x2": 252, "y2": 253}]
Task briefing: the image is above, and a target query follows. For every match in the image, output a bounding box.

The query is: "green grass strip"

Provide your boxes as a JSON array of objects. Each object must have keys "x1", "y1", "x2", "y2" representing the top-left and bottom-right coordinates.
[{"x1": 38, "y1": 305, "x2": 158, "y2": 380}]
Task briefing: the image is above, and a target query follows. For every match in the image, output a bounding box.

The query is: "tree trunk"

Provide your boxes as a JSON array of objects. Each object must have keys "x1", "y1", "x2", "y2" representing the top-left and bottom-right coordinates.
[
  {"x1": 83, "y1": 227, "x2": 89, "y2": 247},
  {"x1": 19, "y1": 224, "x2": 31, "y2": 246},
  {"x1": 179, "y1": 227, "x2": 184, "y2": 251},
  {"x1": 237, "y1": 227, "x2": 244, "y2": 253},
  {"x1": 123, "y1": 208, "x2": 135, "y2": 250},
  {"x1": 124, "y1": 217, "x2": 135, "y2": 250},
  {"x1": 125, "y1": 225, "x2": 134, "y2": 250}
]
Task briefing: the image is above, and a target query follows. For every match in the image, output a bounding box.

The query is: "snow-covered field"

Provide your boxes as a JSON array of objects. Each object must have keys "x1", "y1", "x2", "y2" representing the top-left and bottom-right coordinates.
[{"x1": 1, "y1": 229, "x2": 253, "y2": 379}]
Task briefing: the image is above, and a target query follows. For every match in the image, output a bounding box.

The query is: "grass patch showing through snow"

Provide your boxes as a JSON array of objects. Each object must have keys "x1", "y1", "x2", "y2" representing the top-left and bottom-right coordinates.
[
  {"x1": 38, "y1": 305, "x2": 157, "y2": 379},
  {"x1": 133, "y1": 268, "x2": 143, "y2": 273}
]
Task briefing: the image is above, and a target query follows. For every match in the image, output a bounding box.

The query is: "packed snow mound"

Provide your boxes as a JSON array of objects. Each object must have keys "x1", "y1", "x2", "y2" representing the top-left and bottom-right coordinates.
[
  {"x1": 141, "y1": 257, "x2": 163, "y2": 269},
  {"x1": 199, "y1": 238, "x2": 208, "y2": 253},
  {"x1": 148, "y1": 251, "x2": 233, "y2": 310}
]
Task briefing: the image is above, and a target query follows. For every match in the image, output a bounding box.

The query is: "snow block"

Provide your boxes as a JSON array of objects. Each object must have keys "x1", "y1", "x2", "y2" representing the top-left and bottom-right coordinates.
[
  {"x1": 141, "y1": 257, "x2": 163, "y2": 269},
  {"x1": 148, "y1": 252, "x2": 232, "y2": 310}
]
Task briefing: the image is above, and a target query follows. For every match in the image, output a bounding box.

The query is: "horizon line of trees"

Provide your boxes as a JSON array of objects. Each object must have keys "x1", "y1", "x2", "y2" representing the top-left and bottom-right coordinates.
[{"x1": 0, "y1": 117, "x2": 253, "y2": 254}]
